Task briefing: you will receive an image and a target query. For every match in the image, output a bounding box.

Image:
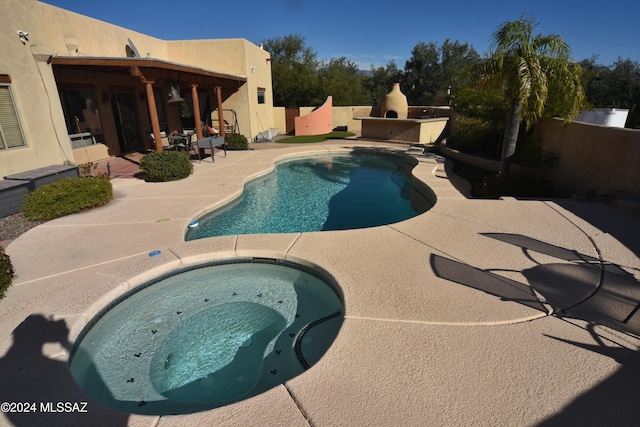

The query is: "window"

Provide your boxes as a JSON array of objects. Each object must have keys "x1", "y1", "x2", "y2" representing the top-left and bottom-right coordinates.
[
  {"x1": 59, "y1": 86, "x2": 101, "y2": 135},
  {"x1": 0, "y1": 80, "x2": 27, "y2": 150},
  {"x1": 257, "y1": 88, "x2": 266, "y2": 104}
]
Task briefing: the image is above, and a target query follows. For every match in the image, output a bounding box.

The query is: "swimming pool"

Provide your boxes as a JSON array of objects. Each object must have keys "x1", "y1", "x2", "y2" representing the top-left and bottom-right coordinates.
[
  {"x1": 186, "y1": 152, "x2": 433, "y2": 240},
  {"x1": 69, "y1": 259, "x2": 343, "y2": 415}
]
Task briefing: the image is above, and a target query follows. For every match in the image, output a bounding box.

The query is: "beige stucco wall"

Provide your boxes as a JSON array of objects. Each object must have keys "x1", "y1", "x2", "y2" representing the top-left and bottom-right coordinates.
[
  {"x1": 0, "y1": 0, "x2": 73, "y2": 177},
  {"x1": 166, "y1": 39, "x2": 273, "y2": 140},
  {"x1": 297, "y1": 106, "x2": 451, "y2": 135},
  {"x1": 36, "y1": 3, "x2": 169, "y2": 59},
  {"x1": 272, "y1": 107, "x2": 286, "y2": 135},
  {"x1": 537, "y1": 118, "x2": 640, "y2": 197},
  {"x1": 358, "y1": 117, "x2": 449, "y2": 144},
  {"x1": 332, "y1": 106, "x2": 373, "y2": 133},
  {"x1": 72, "y1": 144, "x2": 110, "y2": 164}
]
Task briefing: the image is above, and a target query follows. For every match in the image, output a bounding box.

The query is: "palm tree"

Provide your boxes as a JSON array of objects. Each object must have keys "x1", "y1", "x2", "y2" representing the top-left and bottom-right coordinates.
[{"x1": 480, "y1": 16, "x2": 585, "y2": 173}]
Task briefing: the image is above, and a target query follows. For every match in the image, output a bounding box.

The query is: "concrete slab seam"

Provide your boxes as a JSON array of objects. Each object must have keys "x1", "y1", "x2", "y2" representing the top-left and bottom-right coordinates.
[
  {"x1": 10, "y1": 250, "x2": 153, "y2": 286},
  {"x1": 284, "y1": 233, "x2": 303, "y2": 258},
  {"x1": 425, "y1": 209, "x2": 515, "y2": 234},
  {"x1": 282, "y1": 383, "x2": 313, "y2": 426},
  {"x1": 387, "y1": 223, "x2": 465, "y2": 264},
  {"x1": 345, "y1": 313, "x2": 548, "y2": 326}
]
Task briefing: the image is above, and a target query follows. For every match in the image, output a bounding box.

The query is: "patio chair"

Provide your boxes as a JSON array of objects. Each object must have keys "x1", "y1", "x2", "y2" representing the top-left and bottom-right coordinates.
[
  {"x1": 194, "y1": 135, "x2": 227, "y2": 162},
  {"x1": 149, "y1": 131, "x2": 171, "y2": 150}
]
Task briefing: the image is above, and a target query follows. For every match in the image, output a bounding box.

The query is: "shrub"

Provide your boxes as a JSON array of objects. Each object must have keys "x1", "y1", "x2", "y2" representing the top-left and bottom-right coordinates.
[
  {"x1": 140, "y1": 151, "x2": 193, "y2": 182},
  {"x1": 449, "y1": 116, "x2": 501, "y2": 157},
  {"x1": 22, "y1": 177, "x2": 113, "y2": 220},
  {"x1": 77, "y1": 161, "x2": 109, "y2": 178},
  {"x1": 225, "y1": 133, "x2": 248, "y2": 150},
  {"x1": 0, "y1": 246, "x2": 14, "y2": 299},
  {"x1": 473, "y1": 168, "x2": 554, "y2": 199},
  {"x1": 78, "y1": 162, "x2": 97, "y2": 177},
  {"x1": 512, "y1": 132, "x2": 557, "y2": 169}
]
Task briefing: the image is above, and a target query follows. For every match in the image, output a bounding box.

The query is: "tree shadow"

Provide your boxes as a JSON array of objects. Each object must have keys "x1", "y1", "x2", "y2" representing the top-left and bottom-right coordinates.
[
  {"x1": 429, "y1": 253, "x2": 548, "y2": 312},
  {"x1": 0, "y1": 314, "x2": 129, "y2": 426},
  {"x1": 482, "y1": 232, "x2": 640, "y2": 335},
  {"x1": 430, "y1": 232, "x2": 640, "y2": 425}
]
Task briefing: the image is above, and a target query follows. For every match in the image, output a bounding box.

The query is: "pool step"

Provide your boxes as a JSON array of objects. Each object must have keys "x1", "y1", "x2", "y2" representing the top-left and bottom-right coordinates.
[{"x1": 405, "y1": 144, "x2": 427, "y2": 155}]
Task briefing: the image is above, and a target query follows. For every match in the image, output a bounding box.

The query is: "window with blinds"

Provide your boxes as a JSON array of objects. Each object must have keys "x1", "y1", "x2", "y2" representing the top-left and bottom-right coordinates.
[{"x1": 0, "y1": 84, "x2": 27, "y2": 150}]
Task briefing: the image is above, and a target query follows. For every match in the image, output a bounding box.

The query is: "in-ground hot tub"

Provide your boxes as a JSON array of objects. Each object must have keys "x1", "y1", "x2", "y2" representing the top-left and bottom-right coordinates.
[{"x1": 69, "y1": 259, "x2": 344, "y2": 415}]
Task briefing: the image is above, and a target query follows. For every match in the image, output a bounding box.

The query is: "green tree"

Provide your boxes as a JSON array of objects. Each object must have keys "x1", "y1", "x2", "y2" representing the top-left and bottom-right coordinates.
[
  {"x1": 363, "y1": 60, "x2": 403, "y2": 105},
  {"x1": 317, "y1": 57, "x2": 370, "y2": 106},
  {"x1": 450, "y1": 84, "x2": 507, "y2": 127},
  {"x1": 479, "y1": 16, "x2": 585, "y2": 173},
  {"x1": 403, "y1": 40, "x2": 479, "y2": 105},
  {"x1": 261, "y1": 34, "x2": 319, "y2": 108},
  {"x1": 581, "y1": 57, "x2": 640, "y2": 128},
  {"x1": 403, "y1": 42, "x2": 440, "y2": 105},
  {"x1": 439, "y1": 39, "x2": 480, "y2": 96}
]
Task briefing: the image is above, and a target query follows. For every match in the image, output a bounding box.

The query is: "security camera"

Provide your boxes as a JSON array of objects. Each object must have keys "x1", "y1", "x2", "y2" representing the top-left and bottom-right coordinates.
[{"x1": 17, "y1": 30, "x2": 29, "y2": 44}]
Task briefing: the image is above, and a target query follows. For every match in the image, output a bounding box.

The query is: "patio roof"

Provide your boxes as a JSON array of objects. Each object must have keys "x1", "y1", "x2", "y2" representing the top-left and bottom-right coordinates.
[{"x1": 49, "y1": 56, "x2": 247, "y2": 90}]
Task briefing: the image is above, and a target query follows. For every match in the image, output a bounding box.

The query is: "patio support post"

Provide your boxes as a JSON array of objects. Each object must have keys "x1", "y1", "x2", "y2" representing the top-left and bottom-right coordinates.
[
  {"x1": 191, "y1": 84, "x2": 203, "y2": 140},
  {"x1": 131, "y1": 67, "x2": 162, "y2": 152},
  {"x1": 215, "y1": 86, "x2": 225, "y2": 137},
  {"x1": 145, "y1": 81, "x2": 163, "y2": 152}
]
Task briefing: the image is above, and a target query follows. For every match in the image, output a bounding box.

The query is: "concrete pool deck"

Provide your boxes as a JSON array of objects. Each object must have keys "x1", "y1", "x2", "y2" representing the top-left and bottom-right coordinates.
[{"x1": 1, "y1": 140, "x2": 639, "y2": 426}]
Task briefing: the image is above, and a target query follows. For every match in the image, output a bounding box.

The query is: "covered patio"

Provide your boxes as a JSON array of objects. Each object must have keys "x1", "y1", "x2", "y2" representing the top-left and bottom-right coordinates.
[{"x1": 50, "y1": 57, "x2": 247, "y2": 159}]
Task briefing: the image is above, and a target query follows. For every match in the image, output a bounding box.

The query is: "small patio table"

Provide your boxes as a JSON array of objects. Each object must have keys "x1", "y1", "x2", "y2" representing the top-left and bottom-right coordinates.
[{"x1": 168, "y1": 134, "x2": 191, "y2": 151}]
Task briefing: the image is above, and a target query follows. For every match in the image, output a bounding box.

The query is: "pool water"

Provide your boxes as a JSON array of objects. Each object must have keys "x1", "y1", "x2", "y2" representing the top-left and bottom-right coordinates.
[
  {"x1": 186, "y1": 152, "x2": 430, "y2": 240},
  {"x1": 69, "y1": 259, "x2": 343, "y2": 415}
]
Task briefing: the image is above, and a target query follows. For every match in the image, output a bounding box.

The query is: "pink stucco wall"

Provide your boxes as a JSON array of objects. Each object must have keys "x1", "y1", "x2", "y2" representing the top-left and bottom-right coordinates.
[{"x1": 295, "y1": 96, "x2": 333, "y2": 136}]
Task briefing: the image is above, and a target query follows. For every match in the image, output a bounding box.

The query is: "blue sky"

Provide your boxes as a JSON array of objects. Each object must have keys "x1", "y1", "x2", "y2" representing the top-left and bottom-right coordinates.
[{"x1": 43, "y1": 0, "x2": 639, "y2": 69}]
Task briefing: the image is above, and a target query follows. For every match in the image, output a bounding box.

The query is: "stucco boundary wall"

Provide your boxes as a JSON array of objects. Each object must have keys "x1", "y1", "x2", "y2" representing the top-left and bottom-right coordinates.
[
  {"x1": 294, "y1": 105, "x2": 452, "y2": 134},
  {"x1": 536, "y1": 117, "x2": 640, "y2": 198}
]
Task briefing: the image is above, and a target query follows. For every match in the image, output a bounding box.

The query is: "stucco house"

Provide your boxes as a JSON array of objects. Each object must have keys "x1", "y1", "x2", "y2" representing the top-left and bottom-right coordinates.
[{"x1": 1, "y1": 0, "x2": 275, "y2": 177}]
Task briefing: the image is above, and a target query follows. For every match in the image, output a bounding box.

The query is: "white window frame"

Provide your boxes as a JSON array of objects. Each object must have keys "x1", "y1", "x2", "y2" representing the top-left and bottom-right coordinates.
[{"x1": 0, "y1": 82, "x2": 27, "y2": 150}]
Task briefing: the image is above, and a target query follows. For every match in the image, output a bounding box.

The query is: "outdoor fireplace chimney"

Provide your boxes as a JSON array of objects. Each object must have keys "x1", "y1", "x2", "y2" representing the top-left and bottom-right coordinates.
[{"x1": 381, "y1": 83, "x2": 408, "y2": 119}]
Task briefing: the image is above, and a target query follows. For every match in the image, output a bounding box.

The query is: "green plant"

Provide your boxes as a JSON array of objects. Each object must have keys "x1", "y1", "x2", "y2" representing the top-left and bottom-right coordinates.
[
  {"x1": 0, "y1": 246, "x2": 14, "y2": 299},
  {"x1": 449, "y1": 116, "x2": 501, "y2": 157},
  {"x1": 140, "y1": 151, "x2": 193, "y2": 182},
  {"x1": 473, "y1": 168, "x2": 554, "y2": 199},
  {"x1": 512, "y1": 132, "x2": 557, "y2": 169},
  {"x1": 477, "y1": 16, "x2": 585, "y2": 173},
  {"x1": 79, "y1": 162, "x2": 97, "y2": 177},
  {"x1": 225, "y1": 133, "x2": 249, "y2": 150},
  {"x1": 22, "y1": 177, "x2": 113, "y2": 220}
]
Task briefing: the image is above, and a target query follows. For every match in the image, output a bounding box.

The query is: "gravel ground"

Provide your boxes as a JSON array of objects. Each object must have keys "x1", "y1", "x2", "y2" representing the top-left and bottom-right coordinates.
[{"x1": 0, "y1": 213, "x2": 46, "y2": 244}]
